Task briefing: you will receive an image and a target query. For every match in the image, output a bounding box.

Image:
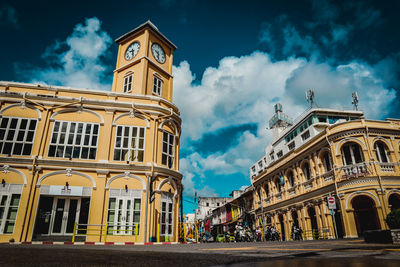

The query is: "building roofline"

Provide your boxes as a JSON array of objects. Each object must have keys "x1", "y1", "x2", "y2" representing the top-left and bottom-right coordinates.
[{"x1": 115, "y1": 20, "x2": 177, "y2": 50}]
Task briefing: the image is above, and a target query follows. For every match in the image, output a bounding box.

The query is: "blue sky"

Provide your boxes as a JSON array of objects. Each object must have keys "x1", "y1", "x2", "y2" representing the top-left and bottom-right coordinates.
[{"x1": 1, "y1": 0, "x2": 400, "y2": 213}]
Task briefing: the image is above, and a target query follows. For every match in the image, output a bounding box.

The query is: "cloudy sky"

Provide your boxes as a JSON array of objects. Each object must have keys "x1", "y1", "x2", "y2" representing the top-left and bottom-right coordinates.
[{"x1": 1, "y1": 0, "x2": 399, "y2": 213}]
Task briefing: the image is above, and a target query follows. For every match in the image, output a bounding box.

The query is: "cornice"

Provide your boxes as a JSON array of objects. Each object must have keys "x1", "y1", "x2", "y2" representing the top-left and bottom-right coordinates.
[{"x1": 0, "y1": 157, "x2": 182, "y2": 179}]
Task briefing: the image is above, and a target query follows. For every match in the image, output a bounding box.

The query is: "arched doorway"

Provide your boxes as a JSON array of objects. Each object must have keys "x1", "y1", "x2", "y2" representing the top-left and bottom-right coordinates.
[
  {"x1": 278, "y1": 214, "x2": 285, "y2": 241},
  {"x1": 352, "y1": 195, "x2": 381, "y2": 236},
  {"x1": 308, "y1": 207, "x2": 319, "y2": 239},
  {"x1": 389, "y1": 194, "x2": 400, "y2": 211}
]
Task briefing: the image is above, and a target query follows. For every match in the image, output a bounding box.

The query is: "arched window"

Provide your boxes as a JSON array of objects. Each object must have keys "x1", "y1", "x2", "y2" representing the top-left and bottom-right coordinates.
[
  {"x1": 322, "y1": 151, "x2": 333, "y2": 172},
  {"x1": 264, "y1": 183, "x2": 270, "y2": 198},
  {"x1": 275, "y1": 178, "x2": 282, "y2": 193},
  {"x1": 258, "y1": 188, "x2": 263, "y2": 201},
  {"x1": 375, "y1": 141, "x2": 389, "y2": 163},
  {"x1": 287, "y1": 170, "x2": 295, "y2": 187},
  {"x1": 341, "y1": 142, "x2": 364, "y2": 166},
  {"x1": 303, "y1": 162, "x2": 311, "y2": 181}
]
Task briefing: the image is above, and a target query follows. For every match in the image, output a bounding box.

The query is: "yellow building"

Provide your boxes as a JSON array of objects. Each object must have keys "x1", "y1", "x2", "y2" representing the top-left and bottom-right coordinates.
[
  {"x1": 0, "y1": 21, "x2": 182, "y2": 243},
  {"x1": 250, "y1": 104, "x2": 400, "y2": 240}
]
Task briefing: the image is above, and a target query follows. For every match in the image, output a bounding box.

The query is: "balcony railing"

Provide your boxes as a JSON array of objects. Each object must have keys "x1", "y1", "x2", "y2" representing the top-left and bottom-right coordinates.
[
  {"x1": 340, "y1": 162, "x2": 369, "y2": 178},
  {"x1": 379, "y1": 162, "x2": 395, "y2": 172}
]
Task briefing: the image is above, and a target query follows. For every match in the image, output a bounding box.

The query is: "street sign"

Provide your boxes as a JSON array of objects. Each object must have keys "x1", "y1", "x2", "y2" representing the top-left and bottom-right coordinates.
[{"x1": 327, "y1": 196, "x2": 336, "y2": 210}]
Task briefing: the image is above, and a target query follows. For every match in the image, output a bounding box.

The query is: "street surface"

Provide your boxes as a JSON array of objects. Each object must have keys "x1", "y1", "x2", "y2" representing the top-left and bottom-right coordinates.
[{"x1": 0, "y1": 239, "x2": 399, "y2": 266}]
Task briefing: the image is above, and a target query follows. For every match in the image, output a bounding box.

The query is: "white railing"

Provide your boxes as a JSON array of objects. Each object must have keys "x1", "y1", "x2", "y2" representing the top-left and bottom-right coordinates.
[
  {"x1": 340, "y1": 162, "x2": 369, "y2": 178},
  {"x1": 379, "y1": 162, "x2": 395, "y2": 172}
]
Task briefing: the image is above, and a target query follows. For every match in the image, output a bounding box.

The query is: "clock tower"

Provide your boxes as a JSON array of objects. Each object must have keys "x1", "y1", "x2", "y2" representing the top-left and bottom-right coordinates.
[{"x1": 112, "y1": 21, "x2": 177, "y2": 101}]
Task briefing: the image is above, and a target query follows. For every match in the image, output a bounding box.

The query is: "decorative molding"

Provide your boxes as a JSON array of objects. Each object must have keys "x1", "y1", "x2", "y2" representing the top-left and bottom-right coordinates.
[
  {"x1": 112, "y1": 111, "x2": 150, "y2": 128},
  {"x1": 371, "y1": 136, "x2": 394, "y2": 151},
  {"x1": 37, "y1": 169, "x2": 96, "y2": 189},
  {"x1": 335, "y1": 137, "x2": 367, "y2": 156},
  {"x1": 50, "y1": 108, "x2": 104, "y2": 125},
  {"x1": 159, "y1": 118, "x2": 180, "y2": 136},
  {"x1": 106, "y1": 172, "x2": 146, "y2": 190},
  {"x1": 0, "y1": 165, "x2": 27, "y2": 186},
  {"x1": 0, "y1": 102, "x2": 42, "y2": 120},
  {"x1": 345, "y1": 190, "x2": 381, "y2": 210},
  {"x1": 156, "y1": 176, "x2": 178, "y2": 198}
]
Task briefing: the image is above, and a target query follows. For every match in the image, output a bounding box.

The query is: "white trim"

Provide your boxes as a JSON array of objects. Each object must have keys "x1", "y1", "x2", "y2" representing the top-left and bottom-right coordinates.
[
  {"x1": 112, "y1": 112, "x2": 150, "y2": 128},
  {"x1": 386, "y1": 189, "x2": 400, "y2": 200},
  {"x1": 106, "y1": 172, "x2": 146, "y2": 191},
  {"x1": 0, "y1": 165, "x2": 27, "y2": 186},
  {"x1": 159, "y1": 118, "x2": 180, "y2": 136},
  {"x1": 156, "y1": 177, "x2": 178, "y2": 198},
  {"x1": 345, "y1": 190, "x2": 381, "y2": 210},
  {"x1": 371, "y1": 136, "x2": 394, "y2": 151},
  {"x1": 335, "y1": 137, "x2": 367, "y2": 156},
  {"x1": 0, "y1": 102, "x2": 42, "y2": 120},
  {"x1": 50, "y1": 108, "x2": 104, "y2": 125},
  {"x1": 37, "y1": 170, "x2": 97, "y2": 189}
]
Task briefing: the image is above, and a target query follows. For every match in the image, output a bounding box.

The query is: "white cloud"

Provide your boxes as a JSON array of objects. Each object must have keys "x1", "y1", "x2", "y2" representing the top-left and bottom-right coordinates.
[
  {"x1": 16, "y1": 17, "x2": 112, "y2": 90},
  {"x1": 174, "y1": 51, "x2": 397, "y2": 197}
]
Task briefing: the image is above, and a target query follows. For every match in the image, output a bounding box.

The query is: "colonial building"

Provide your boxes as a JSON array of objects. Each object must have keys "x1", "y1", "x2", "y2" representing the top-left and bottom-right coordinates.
[
  {"x1": 196, "y1": 196, "x2": 231, "y2": 221},
  {"x1": 0, "y1": 21, "x2": 182, "y2": 243},
  {"x1": 250, "y1": 104, "x2": 400, "y2": 240}
]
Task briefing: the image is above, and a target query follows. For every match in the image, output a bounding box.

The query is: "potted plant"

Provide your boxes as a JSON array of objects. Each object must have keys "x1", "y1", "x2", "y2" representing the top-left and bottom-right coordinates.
[{"x1": 385, "y1": 209, "x2": 400, "y2": 244}]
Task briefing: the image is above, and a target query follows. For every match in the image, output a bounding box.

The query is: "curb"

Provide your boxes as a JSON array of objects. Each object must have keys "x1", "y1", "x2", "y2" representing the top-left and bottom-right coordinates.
[{"x1": 8, "y1": 241, "x2": 180, "y2": 246}]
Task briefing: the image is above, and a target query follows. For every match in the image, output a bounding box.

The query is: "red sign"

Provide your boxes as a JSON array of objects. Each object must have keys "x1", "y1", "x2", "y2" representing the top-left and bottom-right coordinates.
[{"x1": 327, "y1": 196, "x2": 336, "y2": 209}]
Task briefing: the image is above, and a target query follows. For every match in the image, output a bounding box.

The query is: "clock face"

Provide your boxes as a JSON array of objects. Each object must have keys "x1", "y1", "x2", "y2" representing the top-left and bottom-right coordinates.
[
  {"x1": 125, "y1": 41, "x2": 140, "y2": 60},
  {"x1": 151, "y1": 43, "x2": 166, "y2": 64}
]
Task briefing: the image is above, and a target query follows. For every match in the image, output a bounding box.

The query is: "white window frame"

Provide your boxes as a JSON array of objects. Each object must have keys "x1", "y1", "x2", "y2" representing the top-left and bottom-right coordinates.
[
  {"x1": 375, "y1": 141, "x2": 389, "y2": 163},
  {"x1": 0, "y1": 116, "x2": 38, "y2": 156},
  {"x1": 123, "y1": 73, "x2": 133, "y2": 93},
  {"x1": 160, "y1": 192, "x2": 174, "y2": 236},
  {"x1": 342, "y1": 142, "x2": 364, "y2": 165},
  {"x1": 107, "y1": 194, "x2": 141, "y2": 236},
  {"x1": 161, "y1": 131, "x2": 175, "y2": 168},
  {"x1": 113, "y1": 125, "x2": 145, "y2": 162},
  {"x1": 153, "y1": 75, "x2": 163, "y2": 96},
  {"x1": 48, "y1": 121, "x2": 99, "y2": 160},
  {"x1": 322, "y1": 152, "x2": 333, "y2": 172},
  {"x1": 0, "y1": 191, "x2": 21, "y2": 234},
  {"x1": 303, "y1": 162, "x2": 311, "y2": 181}
]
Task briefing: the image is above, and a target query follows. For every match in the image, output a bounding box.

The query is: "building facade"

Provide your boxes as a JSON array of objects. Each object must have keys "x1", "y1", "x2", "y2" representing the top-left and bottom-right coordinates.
[
  {"x1": 197, "y1": 197, "x2": 231, "y2": 221},
  {"x1": 0, "y1": 21, "x2": 182, "y2": 243},
  {"x1": 250, "y1": 105, "x2": 400, "y2": 240}
]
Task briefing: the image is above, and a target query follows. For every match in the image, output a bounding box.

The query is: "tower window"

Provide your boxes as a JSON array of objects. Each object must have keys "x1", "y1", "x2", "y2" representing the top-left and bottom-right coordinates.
[
  {"x1": 153, "y1": 75, "x2": 163, "y2": 96},
  {"x1": 123, "y1": 73, "x2": 133, "y2": 93},
  {"x1": 162, "y1": 131, "x2": 174, "y2": 168}
]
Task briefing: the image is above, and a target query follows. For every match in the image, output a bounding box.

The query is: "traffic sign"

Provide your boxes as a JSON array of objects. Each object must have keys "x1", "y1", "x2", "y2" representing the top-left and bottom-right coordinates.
[{"x1": 327, "y1": 196, "x2": 336, "y2": 210}]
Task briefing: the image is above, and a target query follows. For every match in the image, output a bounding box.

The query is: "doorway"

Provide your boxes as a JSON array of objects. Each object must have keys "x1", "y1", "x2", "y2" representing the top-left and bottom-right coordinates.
[
  {"x1": 308, "y1": 207, "x2": 319, "y2": 239},
  {"x1": 33, "y1": 196, "x2": 90, "y2": 240},
  {"x1": 352, "y1": 195, "x2": 380, "y2": 236},
  {"x1": 278, "y1": 214, "x2": 285, "y2": 241}
]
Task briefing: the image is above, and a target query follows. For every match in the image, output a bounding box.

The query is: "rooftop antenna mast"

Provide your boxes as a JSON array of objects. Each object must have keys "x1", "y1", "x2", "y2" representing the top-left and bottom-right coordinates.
[
  {"x1": 352, "y1": 92, "x2": 359, "y2": 111},
  {"x1": 306, "y1": 89, "x2": 315, "y2": 108}
]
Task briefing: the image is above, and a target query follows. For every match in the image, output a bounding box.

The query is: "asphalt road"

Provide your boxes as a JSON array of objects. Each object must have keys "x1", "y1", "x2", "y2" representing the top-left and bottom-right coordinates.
[{"x1": 0, "y1": 239, "x2": 399, "y2": 266}]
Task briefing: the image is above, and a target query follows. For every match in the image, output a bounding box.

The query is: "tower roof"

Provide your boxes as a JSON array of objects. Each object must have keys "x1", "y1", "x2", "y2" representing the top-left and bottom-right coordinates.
[{"x1": 115, "y1": 20, "x2": 177, "y2": 50}]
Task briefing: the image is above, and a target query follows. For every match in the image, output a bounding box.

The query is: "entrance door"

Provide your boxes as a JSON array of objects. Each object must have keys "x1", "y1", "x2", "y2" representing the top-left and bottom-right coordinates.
[
  {"x1": 50, "y1": 198, "x2": 80, "y2": 235},
  {"x1": 352, "y1": 195, "x2": 380, "y2": 236}
]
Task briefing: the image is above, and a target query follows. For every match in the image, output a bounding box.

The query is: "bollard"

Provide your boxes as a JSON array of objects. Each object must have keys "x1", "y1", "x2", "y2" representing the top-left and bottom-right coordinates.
[
  {"x1": 157, "y1": 223, "x2": 160, "y2": 243},
  {"x1": 183, "y1": 223, "x2": 187, "y2": 243},
  {"x1": 72, "y1": 222, "x2": 77, "y2": 243},
  {"x1": 135, "y1": 224, "x2": 138, "y2": 242},
  {"x1": 104, "y1": 223, "x2": 108, "y2": 242}
]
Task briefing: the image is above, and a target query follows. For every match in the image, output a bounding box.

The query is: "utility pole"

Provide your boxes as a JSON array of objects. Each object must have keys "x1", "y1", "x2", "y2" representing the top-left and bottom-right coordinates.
[{"x1": 194, "y1": 192, "x2": 197, "y2": 222}]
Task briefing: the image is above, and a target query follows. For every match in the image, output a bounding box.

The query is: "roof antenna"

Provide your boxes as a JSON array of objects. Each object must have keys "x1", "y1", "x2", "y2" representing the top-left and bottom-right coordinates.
[
  {"x1": 352, "y1": 92, "x2": 359, "y2": 111},
  {"x1": 306, "y1": 89, "x2": 315, "y2": 108}
]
